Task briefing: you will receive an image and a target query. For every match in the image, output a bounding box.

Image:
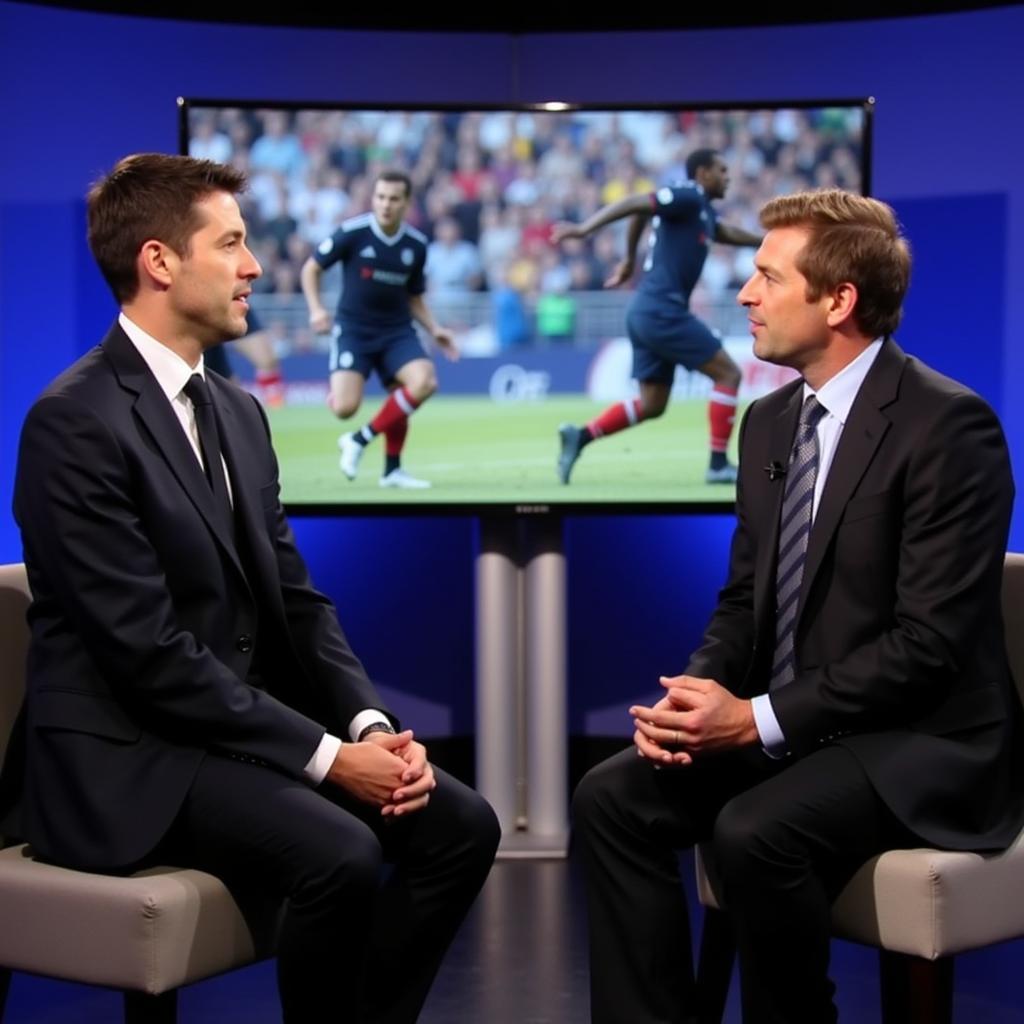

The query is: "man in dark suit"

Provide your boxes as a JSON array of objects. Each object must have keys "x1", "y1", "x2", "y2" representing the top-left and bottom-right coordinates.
[
  {"x1": 5, "y1": 153, "x2": 499, "y2": 1023},
  {"x1": 572, "y1": 189, "x2": 1021, "y2": 1023}
]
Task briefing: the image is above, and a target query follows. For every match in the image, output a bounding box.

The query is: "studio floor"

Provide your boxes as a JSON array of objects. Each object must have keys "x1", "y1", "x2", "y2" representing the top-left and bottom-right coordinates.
[
  {"x1": 8, "y1": 847, "x2": 1024, "y2": 1024},
  {"x1": 5, "y1": 851, "x2": 1024, "y2": 1022}
]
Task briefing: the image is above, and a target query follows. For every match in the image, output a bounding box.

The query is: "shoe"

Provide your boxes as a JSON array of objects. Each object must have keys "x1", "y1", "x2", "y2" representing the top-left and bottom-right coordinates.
[
  {"x1": 380, "y1": 468, "x2": 431, "y2": 489},
  {"x1": 557, "y1": 423, "x2": 585, "y2": 484},
  {"x1": 705, "y1": 462, "x2": 738, "y2": 484},
  {"x1": 338, "y1": 432, "x2": 364, "y2": 480}
]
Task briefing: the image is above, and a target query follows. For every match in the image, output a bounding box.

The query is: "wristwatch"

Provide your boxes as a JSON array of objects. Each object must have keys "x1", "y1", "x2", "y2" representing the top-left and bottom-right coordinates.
[{"x1": 358, "y1": 721, "x2": 397, "y2": 741}]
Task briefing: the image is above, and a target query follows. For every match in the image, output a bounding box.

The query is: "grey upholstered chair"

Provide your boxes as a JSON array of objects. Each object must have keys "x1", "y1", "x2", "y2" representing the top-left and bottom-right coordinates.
[
  {"x1": 0, "y1": 563, "x2": 278, "y2": 1023},
  {"x1": 694, "y1": 552, "x2": 1024, "y2": 1024}
]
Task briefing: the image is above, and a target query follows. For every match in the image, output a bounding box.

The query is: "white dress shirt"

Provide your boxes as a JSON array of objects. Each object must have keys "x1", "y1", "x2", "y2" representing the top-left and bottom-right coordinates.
[{"x1": 751, "y1": 339, "x2": 884, "y2": 755}]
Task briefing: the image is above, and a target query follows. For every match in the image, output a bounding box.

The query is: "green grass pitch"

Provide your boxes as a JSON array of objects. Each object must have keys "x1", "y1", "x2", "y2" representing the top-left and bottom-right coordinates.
[{"x1": 267, "y1": 396, "x2": 742, "y2": 506}]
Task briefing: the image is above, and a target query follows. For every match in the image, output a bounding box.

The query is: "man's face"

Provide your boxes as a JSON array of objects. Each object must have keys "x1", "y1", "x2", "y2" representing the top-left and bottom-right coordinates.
[
  {"x1": 697, "y1": 156, "x2": 730, "y2": 199},
  {"x1": 737, "y1": 226, "x2": 833, "y2": 372},
  {"x1": 371, "y1": 179, "x2": 410, "y2": 233},
  {"x1": 171, "y1": 191, "x2": 261, "y2": 346}
]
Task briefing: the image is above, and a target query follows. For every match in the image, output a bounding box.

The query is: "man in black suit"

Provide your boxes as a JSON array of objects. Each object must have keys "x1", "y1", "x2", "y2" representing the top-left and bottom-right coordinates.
[
  {"x1": 572, "y1": 189, "x2": 1021, "y2": 1023},
  {"x1": 5, "y1": 153, "x2": 499, "y2": 1023}
]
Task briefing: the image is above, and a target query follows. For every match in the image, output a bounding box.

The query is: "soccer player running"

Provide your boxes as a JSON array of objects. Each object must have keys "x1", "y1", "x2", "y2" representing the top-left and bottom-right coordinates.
[
  {"x1": 301, "y1": 170, "x2": 458, "y2": 489},
  {"x1": 552, "y1": 149, "x2": 761, "y2": 485}
]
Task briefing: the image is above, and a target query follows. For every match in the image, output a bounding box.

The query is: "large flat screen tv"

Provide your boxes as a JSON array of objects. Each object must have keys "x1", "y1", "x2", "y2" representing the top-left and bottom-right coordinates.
[{"x1": 179, "y1": 98, "x2": 872, "y2": 515}]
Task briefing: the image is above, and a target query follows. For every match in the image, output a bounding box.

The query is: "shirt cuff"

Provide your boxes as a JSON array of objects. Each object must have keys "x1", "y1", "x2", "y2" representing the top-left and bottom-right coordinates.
[
  {"x1": 303, "y1": 733, "x2": 341, "y2": 785},
  {"x1": 751, "y1": 693, "x2": 789, "y2": 759},
  {"x1": 348, "y1": 709, "x2": 392, "y2": 743}
]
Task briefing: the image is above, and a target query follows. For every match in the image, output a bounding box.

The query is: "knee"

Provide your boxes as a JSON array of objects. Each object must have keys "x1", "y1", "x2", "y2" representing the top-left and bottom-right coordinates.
[
  {"x1": 711, "y1": 797, "x2": 775, "y2": 884},
  {"x1": 416, "y1": 787, "x2": 500, "y2": 902},
  {"x1": 719, "y1": 369, "x2": 741, "y2": 392},
  {"x1": 327, "y1": 825, "x2": 384, "y2": 894},
  {"x1": 403, "y1": 370, "x2": 437, "y2": 403},
  {"x1": 712, "y1": 358, "x2": 742, "y2": 392},
  {"x1": 429, "y1": 782, "x2": 501, "y2": 871},
  {"x1": 641, "y1": 399, "x2": 666, "y2": 420},
  {"x1": 571, "y1": 759, "x2": 619, "y2": 838},
  {"x1": 289, "y1": 822, "x2": 383, "y2": 919},
  {"x1": 459, "y1": 790, "x2": 502, "y2": 866},
  {"x1": 328, "y1": 394, "x2": 361, "y2": 420}
]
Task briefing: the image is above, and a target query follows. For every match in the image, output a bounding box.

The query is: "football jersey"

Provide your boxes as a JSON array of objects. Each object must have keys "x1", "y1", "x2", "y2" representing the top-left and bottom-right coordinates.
[
  {"x1": 635, "y1": 183, "x2": 717, "y2": 309},
  {"x1": 313, "y1": 213, "x2": 428, "y2": 330}
]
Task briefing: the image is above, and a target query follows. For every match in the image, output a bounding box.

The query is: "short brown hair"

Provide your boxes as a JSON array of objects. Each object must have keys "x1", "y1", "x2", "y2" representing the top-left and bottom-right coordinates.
[
  {"x1": 760, "y1": 189, "x2": 911, "y2": 338},
  {"x1": 87, "y1": 153, "x2": 247, "y2": 303}
]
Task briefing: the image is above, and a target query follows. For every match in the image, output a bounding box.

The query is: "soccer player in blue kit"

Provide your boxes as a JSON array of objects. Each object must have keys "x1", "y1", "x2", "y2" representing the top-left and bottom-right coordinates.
[
  {"x1": 301, "y1": 171, "x2": 458, "y2": 489},
  {"x1": 552, "y1": 150, "x2": 761, "y2": 485}
]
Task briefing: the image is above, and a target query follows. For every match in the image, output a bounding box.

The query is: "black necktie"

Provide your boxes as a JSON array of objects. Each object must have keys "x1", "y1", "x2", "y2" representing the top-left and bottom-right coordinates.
[
  {"x1": 770, "y1": 394, "x2": 828, "y2": 691},
  {"x1": 183, "y1": 374, "x2": 233, "y2": 530}
]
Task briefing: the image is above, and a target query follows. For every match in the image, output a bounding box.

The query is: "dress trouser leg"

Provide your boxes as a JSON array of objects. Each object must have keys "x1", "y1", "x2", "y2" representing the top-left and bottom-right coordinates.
[
  {"x1": 358, "y1": 768, "x2": 500, "y2": 1024},
  {"x1": 572, "y1": 747, "x2": 772, "y2": 1024},
  {"x1": 165, "y1": 754, "x2": 498, "y2": 1024},
  {"x1": 573, "y1": 743, "x2": 915, "y2": 1024},
  {"x1": 710, "y1": 744, "x2": 917, "y2": 1024}
]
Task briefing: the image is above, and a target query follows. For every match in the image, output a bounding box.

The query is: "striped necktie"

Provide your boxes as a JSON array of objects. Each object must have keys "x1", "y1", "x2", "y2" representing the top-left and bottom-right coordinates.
[{"x1": 770, "y1": 394, "x2": 827, "y2": 691}]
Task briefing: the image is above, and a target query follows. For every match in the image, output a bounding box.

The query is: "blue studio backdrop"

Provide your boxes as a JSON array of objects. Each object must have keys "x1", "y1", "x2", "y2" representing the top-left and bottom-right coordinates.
[{"x1": 1, "y1": 1, "x2": 1021, "y2": 744}]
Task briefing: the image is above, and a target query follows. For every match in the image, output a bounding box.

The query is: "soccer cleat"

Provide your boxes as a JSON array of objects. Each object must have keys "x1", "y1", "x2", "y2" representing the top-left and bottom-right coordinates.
[
  {"x1": 705, "y1": 462, "x2": 738, "y2": 484},
  {"x1": 557, "y1": 423, "x2": 585, "y2": 484},
  {"x1": 379, "y1": 468, "x2": 432, "y2": 489},
  {"x1": 338, "y1": 432, "x2": 364, "y2": 480}
]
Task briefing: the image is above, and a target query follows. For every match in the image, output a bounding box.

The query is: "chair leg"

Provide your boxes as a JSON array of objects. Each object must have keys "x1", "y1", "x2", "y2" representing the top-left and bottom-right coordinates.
[
  {"x1": 123, "y1": 988, "x2": 178, "y2": 1024},
  {"x1": 0, "y1": 967, "x2": 11, "y2": 1021},
  {"x1": 879, "y1": 949, "x2": 954, "y2": 1024},
  {"x1": 695, "y1": 906, "x2": 736, "y2": 1024}
]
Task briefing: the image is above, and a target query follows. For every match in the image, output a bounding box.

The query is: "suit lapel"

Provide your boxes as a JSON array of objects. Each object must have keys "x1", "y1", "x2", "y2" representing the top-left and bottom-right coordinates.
[
  {"x1": 102, "y1": 324, "x2": 245, "y2": 576},
  {"x1": 796, "y1": 340, "x2": 905, "y2": 628},
  {"x1": 754, "y1": 386, "x2": 804, "y2": 626}
]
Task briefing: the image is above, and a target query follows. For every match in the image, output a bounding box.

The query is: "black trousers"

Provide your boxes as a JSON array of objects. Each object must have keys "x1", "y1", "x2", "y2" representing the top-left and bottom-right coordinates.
[
  {"x1": 161, "y1": 753, "x2": 499, "y2": 1023},
  {"x1": 571, "y1": 744, "x2": 917, "y2": 1024}
]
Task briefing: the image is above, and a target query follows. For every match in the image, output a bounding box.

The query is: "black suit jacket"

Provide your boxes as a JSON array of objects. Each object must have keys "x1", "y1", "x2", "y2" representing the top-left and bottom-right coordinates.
[
  {"x1": 5, "y1": 323, "x2": 394, "y2": 870},
  {"x1": 686, "y1": 339, "x2": 1022, "y2": 851}
]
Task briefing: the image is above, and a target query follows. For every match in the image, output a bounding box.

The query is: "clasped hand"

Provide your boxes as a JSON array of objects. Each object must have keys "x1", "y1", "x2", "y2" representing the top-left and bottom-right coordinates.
[
  {"x1": 328, "y1": 729, "x2": 437, "y2": 816},
  {"x1": 630, "y1": 675, "x2": 758, "y2": 765}
]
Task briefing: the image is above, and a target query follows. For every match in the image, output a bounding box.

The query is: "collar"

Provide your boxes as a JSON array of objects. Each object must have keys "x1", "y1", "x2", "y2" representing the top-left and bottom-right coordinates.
[
  {"x1": 118, "y1": 312, "x2": 206, "y2": 403},
  {"x1": 803, "y1": 338, "x2": 884, "y2": 423}
]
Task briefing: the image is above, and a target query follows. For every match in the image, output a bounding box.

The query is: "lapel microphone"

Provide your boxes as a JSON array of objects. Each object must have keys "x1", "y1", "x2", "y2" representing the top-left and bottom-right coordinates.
[{"x1": 764, "y1": 460, "x2": 787, "y2": 482}]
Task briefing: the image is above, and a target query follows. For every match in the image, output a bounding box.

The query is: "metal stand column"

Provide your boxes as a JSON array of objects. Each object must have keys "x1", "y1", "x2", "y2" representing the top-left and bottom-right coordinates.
[{"x1": 475, "y1": 517, "x2": 568, "y2": 858}]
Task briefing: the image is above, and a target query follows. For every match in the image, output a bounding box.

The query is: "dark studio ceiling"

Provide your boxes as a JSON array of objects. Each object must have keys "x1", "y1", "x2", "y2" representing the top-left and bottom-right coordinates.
[{"x1": 14, "y1": 0, "x2": 1020, "y2": 33}]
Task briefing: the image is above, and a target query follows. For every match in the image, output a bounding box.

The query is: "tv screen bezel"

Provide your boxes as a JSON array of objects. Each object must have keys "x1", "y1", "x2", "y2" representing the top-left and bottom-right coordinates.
[{"x1": 178, "y1": 95, "x2": 874, "y2": 519}]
